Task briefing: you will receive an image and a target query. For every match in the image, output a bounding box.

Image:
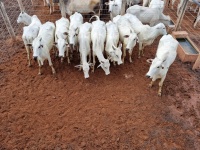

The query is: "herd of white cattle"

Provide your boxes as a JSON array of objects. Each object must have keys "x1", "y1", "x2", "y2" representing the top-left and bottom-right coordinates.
[{"x1": 18, "y1": 0, "x2": 200, "y2": 96}]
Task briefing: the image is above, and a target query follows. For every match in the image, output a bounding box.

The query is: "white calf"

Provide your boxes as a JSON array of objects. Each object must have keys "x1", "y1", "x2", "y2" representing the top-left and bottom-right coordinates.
[
  {"x1": 69, "y1": 12, "x2": 83, "y2": 53},
  {"x1": 76, "y1": 22, "x2": 93, "y2": 78},
  {"x1": 105, "y1": 21, "x2": 123, "y2": 65},
  {"x1": 91, "y1": 16, "x2": 110, "y2": 75},
  {"x1": 113, "y1": 15, "x2": 138, "y2": 63},
  {"x1": 55, "y1": 17, "x2": 70, "y2": 63},
  {"x1": 17, "y1": 12, "x2": 32, "y2": 25},
  {"x1": 32, "y1": 22, "x2": 56, "y2": 75},
  {"x1": 126, "y1": 5, "x2": 171, "y2": 26},
  {"x1": 22, "y1": 15, "x2": 42, "y2": 66},
  {"x1": 146, "y1": 34, "x2": 178, "y2": 96},
  {"x1": 124, "y1": 13, "x2": 167, "y2": 58}
]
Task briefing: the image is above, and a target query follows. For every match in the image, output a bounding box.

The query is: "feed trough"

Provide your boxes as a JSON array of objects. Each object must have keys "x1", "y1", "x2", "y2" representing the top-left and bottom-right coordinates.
[{"x1": 172, "y1": 31, "x2": 200, "y2": 63}]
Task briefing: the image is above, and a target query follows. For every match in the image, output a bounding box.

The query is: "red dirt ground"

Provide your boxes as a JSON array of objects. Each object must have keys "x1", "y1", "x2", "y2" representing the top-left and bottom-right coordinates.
[{"x1": 1, "y1": 1, "x2": 200, "y2": 149}]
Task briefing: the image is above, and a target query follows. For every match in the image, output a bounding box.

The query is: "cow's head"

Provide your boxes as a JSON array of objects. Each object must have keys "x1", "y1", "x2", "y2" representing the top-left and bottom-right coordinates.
[
  {"x1": 105, "y1": 0, "x2": 121, "y2": 14},
  {"x1": 146, "y1": 56, "x2": 167, "y2": 78},
  {"x1": 155, "y1": 23, "x2": 167, "y2": 35},
  {"x1": 75, "y1": 62, "x2": 93, "y2": 79},
  {"x1": 17, "y1": 11, "x2": 31, "y2": 25},
  {"x1": 109, "y1": 44, "x2": 123, "y2": 65},
  {"x1": 97, "y1": 59, "x2": 110, "y2": 75},
  {"x1": 68, "y1": 26, "x2": 79, "y2": 50},
  {"x1": 125, "y1": 30, "x2": 139, "y2": 54},
  {"x1": 55, "y1": 38, "x2": 69, "y2": 63},
  {"x1": 32, "y1": 37, "x2": 43, "y2": 61}
]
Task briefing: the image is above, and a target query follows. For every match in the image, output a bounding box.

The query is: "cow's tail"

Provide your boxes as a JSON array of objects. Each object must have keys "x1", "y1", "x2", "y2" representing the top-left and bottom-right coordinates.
[{"x1": 89, "y1": 15, "x2": 100, "y2": 23}]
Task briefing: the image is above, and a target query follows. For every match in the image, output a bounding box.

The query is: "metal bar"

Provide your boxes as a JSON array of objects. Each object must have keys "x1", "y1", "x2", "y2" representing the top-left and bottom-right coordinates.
[
  {"x1": 0, "y1": 2, "x2": 16, "y2": 41},
  {"x1": 17, "y1": 0, "x2": 25, "y2": 12},
  {"x1": 120, "y1": 0, "x2": 126, "y2": 15},
  {"x1": 59, "y1": 0, "x2": 66, "y2": 18},
  {"x1": 175, "y1": 0, "x2": 189, "y2": 31}
]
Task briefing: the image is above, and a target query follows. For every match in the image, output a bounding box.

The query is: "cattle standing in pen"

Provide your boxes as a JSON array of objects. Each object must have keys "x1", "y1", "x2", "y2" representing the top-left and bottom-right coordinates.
[
  {"x1": 105, "y1": 21, "x2": 123, "y2": 65},
  {"x1": 69, "y1": 12, "x2": 83, "y2": 55},
  {"x1": 22, "y1": 15, "x2": 42, "y2": 67},
  {"x1": 91, "y1": 15, "x2": 110, "y2": 75},
  {"x1": 146, "y1": 34, "x2": 178, "y2": 96},
  {"x1": 54, "y1": 17, "x2": 70, "y2": 64},
  {"x1": 113, "y1": 15, "x2": 138, "y2": 63},
  {"x1": 75, "y1": 22, "x2": 93, "y2": 79},
  {"x1": 32, "y1": 22, "x2": 56, "y2": 75}
]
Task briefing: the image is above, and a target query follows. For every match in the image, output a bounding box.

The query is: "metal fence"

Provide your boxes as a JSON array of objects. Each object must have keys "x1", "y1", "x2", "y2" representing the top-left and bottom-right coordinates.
[{"x1": 0, "y1": 0, "x2": 199, "y2": 64}]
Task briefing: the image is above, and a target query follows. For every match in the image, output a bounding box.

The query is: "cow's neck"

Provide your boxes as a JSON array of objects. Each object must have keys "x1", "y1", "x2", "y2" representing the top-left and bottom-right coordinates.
[
  {"x1": 81, "y1": 51, "x2": 87, "y2": 63},
  {"x1": 25, "y1": 15, "x2": 32, "y2": 25},
  {"x1": 96, "y1": 50, "x2": 105, "y2": 63}
]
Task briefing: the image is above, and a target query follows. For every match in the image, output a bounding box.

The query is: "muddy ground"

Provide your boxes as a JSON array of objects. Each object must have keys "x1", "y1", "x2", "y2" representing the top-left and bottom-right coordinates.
[{"x1": 0, "y1": 1, "x2": 200, "y2": 149}]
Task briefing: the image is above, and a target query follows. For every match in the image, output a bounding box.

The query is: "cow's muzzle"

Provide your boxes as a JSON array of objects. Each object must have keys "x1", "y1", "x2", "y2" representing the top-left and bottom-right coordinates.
[
  {"x1": 146, "y1": 75, "x2": 150, "y2": 78},
  {"x1": 33, "y1": 56, "x2": 37, "y2": 61}
]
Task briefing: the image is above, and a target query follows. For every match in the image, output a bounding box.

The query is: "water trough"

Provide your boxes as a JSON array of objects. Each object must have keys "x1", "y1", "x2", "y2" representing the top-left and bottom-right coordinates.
[{"x1": 172, "y1": 31, "x2": 200, "y2": 63}]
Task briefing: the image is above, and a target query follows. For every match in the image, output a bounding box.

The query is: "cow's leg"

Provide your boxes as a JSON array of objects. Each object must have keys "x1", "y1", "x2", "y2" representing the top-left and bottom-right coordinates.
[
  {"x1": 47, "y1": 55, "x2": 56, "y2": 74},
  {"x1": 44, "y1": 0, "x2": 47, "y2": 6},
  {"x1": 194, "y1": 15, "x2": 200, "y2": 28},
  {"x1": 25, "y1": 45, "x2": 31, "y2": 67},
  {"x1": 52, "y1": 1, "x2": 55, "y2": 13},
  {"x1": 138, "y1": 42, "x2": 143, "y2": 58},
  {"x1": 129, "y1": 50, "x2": 133, "y2": 63},
  {"x1": 122, "y1": 43, "x2": 126, "y2": 64},
  {"x1": 66, "y1": 47, "x2": 70, "y2": 64},
  {"x1": 171, "y1": 0, "x2": 176, "y2": 9},
  {"x1": 38, "y1": 60, "x2": 42, "y2": 75},
  {"x1": 158, "y1": 76, "x2": 166, "y2": 96},
  {"x1": 92, "y1": 54, "x2": 96, "y2": 73}
]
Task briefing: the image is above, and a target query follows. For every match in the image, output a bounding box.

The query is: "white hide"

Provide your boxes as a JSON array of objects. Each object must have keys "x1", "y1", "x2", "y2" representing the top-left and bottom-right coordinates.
[
  {"x1": 146, "y1": 34, "x2": 178, "y2": 96},
  {"x1": 126, "y1": 5, "x2": 171, "y2": 26},
  {"x1": 91, "y1": 16, "x2": 110, "y2": 75},
  {"x1": 17, "y1": 12, "x2": 32, "y2": 25},
  {"x1": 64, "y1": 0, "x2": 101, "y2": 16},
  {"x1": 22, "y1": 15, "x2": 42, "y2": 66},
  {"x1": 69, "y1": 12, "x2": 83, "y2": 51},
  {"x1": 126, "y1": 0, "x2": 141, "y2": 7},
  {"x1": 105, "y1": 21, "x2": 123, "y2": 65},
  {"x1": 55, "y1": 17, "x2": 70, "y2": 63},
  {"x1": 32, "y1": 22, "x2": 56, "y2": 75},
  {"x1": 113, "y1": 15, "x2": 138, "y2": 63},
  {"x1": 77, "y1": 22, "x2": 92, "y2": 78},
  {"x1": 124, "y1": 13, "x2": 167, "y2": 57}
]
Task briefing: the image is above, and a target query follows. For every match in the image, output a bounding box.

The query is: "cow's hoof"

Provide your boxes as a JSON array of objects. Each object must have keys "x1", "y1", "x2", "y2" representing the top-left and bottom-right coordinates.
[
  {"x1": 158, "y1": 92, "x2": 162, "y2": 97},
  {"x1": 38, "y1": 72, "x2": 42, "y2": 75},
  {"x1": 148, "y1": 84, "x2": 153, "y2": 88}
]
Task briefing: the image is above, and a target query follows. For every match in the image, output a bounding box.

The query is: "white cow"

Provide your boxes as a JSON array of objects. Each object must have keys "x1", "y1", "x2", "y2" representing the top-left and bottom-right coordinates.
[
  {"x1": 105, "y1": 21, "x2": 123, "y2": 65},
  {"x1": 17, "y1": 12, "x2": 32, "y2": 26},
  {"x1": 64, "y1": 0, "x2": 101, "y2": 16},
  {"x1": 113, "y1": 15, "x2": 138, "y2": 63},
  {"x1": 146, "y1": 34, "x2": 178, "y2": 96},
  {"x1": 126, "y1": 5, "x2": 171, "y2": 26},
  {"x1": 55, "y1": 17, "x2": 70, "y2": 63},
  {"x1": 69, "y1": 12, "x2": 83, "y2": 53},
  {"x1": 91, "y1": 16, "x2": 110, "y2": 75},
  {"x1": 124, "y1": 13, "x2": 167, "y2": 58},
  {"x1": 75, "y1": 22, "x2": 93, "y2": 78},
  {"x1": 22, "y1": 15, "x2": 42, "y2": 66},
  {"x1": 32, "y1": 22, "x2": 56, "y2": 75},
  {"x1": 105, "y1": 0, "x2": 122, "y2": 20}
]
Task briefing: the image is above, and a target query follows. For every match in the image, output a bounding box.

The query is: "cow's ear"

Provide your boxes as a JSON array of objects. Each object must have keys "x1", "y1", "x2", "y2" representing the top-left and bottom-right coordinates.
[{"x1": 105, "y1": 2, "x2": 109, "y2": 5}]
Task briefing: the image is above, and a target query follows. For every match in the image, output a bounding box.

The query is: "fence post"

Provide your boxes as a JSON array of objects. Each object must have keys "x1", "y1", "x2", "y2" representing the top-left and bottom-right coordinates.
[
  {"x1": 17, "y1": 0, "x2": 25, "y2": 12},
  {"x1": 0, "y1": 2, "x2": 16, "y2": 41},
  {"x1": 59, "y1": 0, "x2": 66, "y2": 18},
  {"x1": 121, "y1": 0, "x2": 126, "y2": 15},
  {"x1": 175, "y1": 0, "x2": 189, "y2": 31}
]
